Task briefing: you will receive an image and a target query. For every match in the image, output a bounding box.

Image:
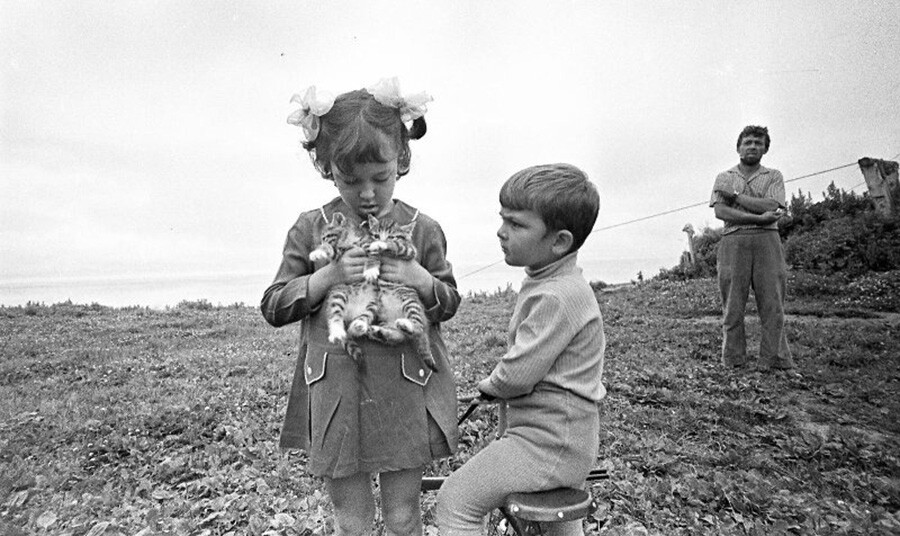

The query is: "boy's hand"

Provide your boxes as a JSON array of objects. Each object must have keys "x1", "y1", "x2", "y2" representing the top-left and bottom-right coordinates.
[
  {"x1": 476, "y1": 392, "x2": 497, "y2": 402},
  {"x1": 379, "y1": 257, "x2": 432, "y2": 295}
]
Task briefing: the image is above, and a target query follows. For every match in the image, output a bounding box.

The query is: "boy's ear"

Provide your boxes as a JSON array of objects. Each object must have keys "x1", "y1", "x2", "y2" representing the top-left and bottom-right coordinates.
[{"x1": 551, "y1": 230, "x2": 575, "y2": 255}]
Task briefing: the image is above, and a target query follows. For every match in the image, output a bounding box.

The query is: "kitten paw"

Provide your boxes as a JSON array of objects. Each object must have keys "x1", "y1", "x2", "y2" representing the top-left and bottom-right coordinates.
[
  {"x1": 368, "y1": 240, "x2": 388, "y2": 254},
  {"x1": 348, "y1": 318, "x2": 370, "y2": 338},
  {"x1": 363, "y1": 265, "x2": 380, "y2": 282},
  {"x1": 310, "y1": 249, "x2": 331, "y2": 262},
  {"x1": 395, "y1": 319, "x2": 421, "y2": 334},
  {"x1": 328, "y1": 323, "x2": 347, "y2": 344}
]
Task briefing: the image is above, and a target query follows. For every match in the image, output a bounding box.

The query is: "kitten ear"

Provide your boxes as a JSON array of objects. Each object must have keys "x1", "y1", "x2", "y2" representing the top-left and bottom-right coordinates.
[
  {"x1": 367, "y1": 214, "x2": 379, "y2": 227},
  {"x1": 400, "y1": 221, "x2": 417, "y2": 234},
  {"x1": 332, "y1": 212, "x2": 346, "y2": 225}
]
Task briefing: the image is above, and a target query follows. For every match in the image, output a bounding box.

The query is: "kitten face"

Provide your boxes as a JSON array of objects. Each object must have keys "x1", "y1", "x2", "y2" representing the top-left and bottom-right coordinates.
[{"x1": 366, "y1": 215, "x2": 416, "y2": 255}]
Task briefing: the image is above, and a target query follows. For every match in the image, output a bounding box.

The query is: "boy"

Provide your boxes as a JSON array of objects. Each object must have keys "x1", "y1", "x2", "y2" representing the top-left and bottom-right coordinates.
[{"x1": 436, "y1": 163, "x2": 606, "y2": 536}]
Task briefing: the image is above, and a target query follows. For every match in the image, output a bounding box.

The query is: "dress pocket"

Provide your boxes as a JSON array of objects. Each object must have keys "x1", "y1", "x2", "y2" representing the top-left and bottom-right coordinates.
[
  {"x1": 400, "y1": 352, "x2": 432, "y2": 386},
  {"x1": 304, "y1": 348, "x2": 327, "y2": 385}
]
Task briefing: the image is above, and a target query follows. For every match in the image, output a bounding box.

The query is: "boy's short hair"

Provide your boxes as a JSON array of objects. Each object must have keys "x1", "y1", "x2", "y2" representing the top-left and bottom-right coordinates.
[
  {"x1": 500, "y1": 163, "x2": 600, "y2": 253},
  {"x1": 736, "y1": 125, "x2": 770, "y2": 150}
]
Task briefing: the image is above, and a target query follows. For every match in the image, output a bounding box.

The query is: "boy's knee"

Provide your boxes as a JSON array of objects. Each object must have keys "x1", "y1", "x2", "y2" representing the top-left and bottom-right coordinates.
[{"x1": 434, "y1": 482, "x2": 470, "y2": 530}]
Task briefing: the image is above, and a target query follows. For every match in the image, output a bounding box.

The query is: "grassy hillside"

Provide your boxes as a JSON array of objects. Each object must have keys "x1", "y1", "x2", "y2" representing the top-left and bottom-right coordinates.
[{"x1": 1, "y1": 275, "x2": 899, "y2": 535}]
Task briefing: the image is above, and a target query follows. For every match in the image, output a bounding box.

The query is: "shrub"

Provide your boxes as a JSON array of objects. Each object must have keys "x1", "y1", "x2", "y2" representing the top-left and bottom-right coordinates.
[
  {"x1": 787, "y1": 271, "x2": 849, "y2": 299},
  {"x1": 835, "y1": 270, "x2": 900, "y2": 312},
  {"x1": 785, "y1": 211, "x2": 900, "y2": 275},
  {"x1": 175, "y1": 299, "x2": 215, "y2": 311},
  {"x1": 780, "y1": 182, "x2": 875, "y2": 239}
]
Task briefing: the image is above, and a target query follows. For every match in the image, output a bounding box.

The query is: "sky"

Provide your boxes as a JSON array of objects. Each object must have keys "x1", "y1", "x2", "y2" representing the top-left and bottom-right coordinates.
[{"x1": 2, "y1": 0, "x2": 899, "y2": 307}]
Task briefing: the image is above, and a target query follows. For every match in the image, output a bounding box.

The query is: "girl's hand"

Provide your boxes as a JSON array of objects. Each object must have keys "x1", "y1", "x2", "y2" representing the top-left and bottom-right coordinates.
[
  {"x1": 379, "y1": 257, "x2": 432, "y2": 296},
  {"x1": 332, "y1": 247, "x2": 370, "y2": 285},
  {"x1": 307, "y1": 246, "x2": 369, "y2": 306}
]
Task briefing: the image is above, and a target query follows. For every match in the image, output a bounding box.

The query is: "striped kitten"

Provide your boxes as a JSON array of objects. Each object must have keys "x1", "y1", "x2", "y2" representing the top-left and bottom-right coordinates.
[
  {"x1": 309, "y1": 212, "x2": 375, "y2": 363},
  {"x1": 310, "y1": 213, "x2": 435, "y2": 371},
  {"x1": 364, "y1": 215, "x2": 435, "y2": 371}
]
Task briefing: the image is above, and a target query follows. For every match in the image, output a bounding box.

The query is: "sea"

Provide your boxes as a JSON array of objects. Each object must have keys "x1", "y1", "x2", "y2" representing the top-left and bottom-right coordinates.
[{"x1": 0, "y1": 257, "x2": 672, "y2": 309}]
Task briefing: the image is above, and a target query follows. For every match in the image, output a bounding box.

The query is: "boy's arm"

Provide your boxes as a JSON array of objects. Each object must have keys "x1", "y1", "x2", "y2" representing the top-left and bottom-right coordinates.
[{"x1": 477, "y1": 294, "x2": 577, "y2": 399}]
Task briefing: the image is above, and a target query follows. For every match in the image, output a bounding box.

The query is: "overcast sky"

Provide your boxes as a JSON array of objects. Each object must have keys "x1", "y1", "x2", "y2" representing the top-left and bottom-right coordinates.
[{"x1": 2, "y1": 1, "x2": 899, "y2": 306}]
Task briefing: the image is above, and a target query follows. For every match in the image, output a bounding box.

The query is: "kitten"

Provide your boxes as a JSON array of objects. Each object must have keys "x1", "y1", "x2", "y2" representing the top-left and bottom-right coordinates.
[
  {"x1": 309, "y1": 212, "x2": 376, "y2": 363},
  {"x1": 309, "y1": 213, "x2": 436, "y2": 371},
  {"x1": 364, "y1": 216, "x2": 435, "y2": 371}
]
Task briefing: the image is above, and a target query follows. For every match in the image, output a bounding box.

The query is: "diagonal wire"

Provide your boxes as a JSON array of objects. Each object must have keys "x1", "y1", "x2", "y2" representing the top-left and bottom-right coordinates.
[{"x1": 458, "y1": 154, "x2": 898, "y2": 280}]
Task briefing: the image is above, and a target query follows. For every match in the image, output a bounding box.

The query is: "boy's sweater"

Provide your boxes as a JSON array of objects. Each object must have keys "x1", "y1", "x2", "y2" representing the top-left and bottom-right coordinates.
[{"x1": 477, "y1": 252, "x2": 606, "y2": 402}]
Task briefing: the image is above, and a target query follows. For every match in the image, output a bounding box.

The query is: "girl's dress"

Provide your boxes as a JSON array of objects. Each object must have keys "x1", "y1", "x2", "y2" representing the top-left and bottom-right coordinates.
[{"x1": 262, "y1": 197, "x2": 460, "y2": 478}]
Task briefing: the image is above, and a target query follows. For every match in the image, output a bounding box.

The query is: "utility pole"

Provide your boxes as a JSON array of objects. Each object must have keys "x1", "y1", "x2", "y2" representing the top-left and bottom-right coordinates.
[{"x1": 858, "y1": 158, "x2": 899, "y2": 217}]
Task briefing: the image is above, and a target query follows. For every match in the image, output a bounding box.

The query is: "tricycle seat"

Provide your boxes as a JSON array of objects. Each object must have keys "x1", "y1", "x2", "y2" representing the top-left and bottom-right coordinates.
[{"x1": 503, "y1": 487, "x2": 597, "y2": 522}]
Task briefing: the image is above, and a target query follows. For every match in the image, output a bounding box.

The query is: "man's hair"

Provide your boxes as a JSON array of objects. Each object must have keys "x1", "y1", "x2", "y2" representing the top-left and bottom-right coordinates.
[
  {"x1": 499, "y1": 163, "x2": 600, "y2": 253},
  {"x1": 736, "y1": 125, "x2": 770, "y2": 150}
]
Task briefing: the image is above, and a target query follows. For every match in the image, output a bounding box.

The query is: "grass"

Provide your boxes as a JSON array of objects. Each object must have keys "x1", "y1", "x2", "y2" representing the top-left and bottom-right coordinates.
[{"x1": 1, "y1": 275, "x2": 899, "y2": 535}]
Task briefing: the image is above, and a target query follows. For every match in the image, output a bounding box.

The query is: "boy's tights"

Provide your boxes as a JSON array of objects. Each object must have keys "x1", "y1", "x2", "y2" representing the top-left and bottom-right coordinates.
[
  {"x1": 326, "y1": 467, "x2": 423, "y2": 536},
  {"x1": 435, "y1": 436, "x2": 586, "y2": 536}
]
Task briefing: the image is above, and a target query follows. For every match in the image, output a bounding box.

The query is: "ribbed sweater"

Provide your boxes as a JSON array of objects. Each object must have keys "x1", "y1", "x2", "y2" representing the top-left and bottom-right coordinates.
[{"x1": 477, "y1": 252, "x2": 606, "y2": 402}]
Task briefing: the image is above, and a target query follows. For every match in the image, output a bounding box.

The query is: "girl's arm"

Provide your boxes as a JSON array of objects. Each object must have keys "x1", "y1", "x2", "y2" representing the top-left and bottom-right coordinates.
[
  {"x1": 414, "y1": 222, "x2": 460, "y2": 323},
  {"x1": 378, "y1": 219, "x2": 461, "y2": 323},
  {"x1": 262, "y1": 219, "x2": 371, "y2": 327},
  {"x1": 261, "y1": 225, "x2": 319, "y2": 327}
]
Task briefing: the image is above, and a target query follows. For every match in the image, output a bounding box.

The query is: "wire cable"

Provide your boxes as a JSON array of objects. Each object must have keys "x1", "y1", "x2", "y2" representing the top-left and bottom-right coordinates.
[{"x1": 458, "y1": 154, "x2": 897, "y2": 280}]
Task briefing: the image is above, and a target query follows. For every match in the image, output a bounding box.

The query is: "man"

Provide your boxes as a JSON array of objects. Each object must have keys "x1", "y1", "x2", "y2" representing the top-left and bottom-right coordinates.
[{"x1": 710, "y1": 125, "x2": 794, "y2": 371}]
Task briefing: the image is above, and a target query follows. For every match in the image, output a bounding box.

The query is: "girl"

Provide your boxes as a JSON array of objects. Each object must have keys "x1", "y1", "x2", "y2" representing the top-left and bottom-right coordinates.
[{"x1": 261, "y1": 78, "x2": 460, "y2": 536}]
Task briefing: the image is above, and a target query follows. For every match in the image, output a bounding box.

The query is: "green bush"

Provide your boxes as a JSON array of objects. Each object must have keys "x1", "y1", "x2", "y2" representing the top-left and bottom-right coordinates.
[
  {"x1": 659, "y1": 181, "x2": 900, "y2": 281},
  {"x1": 785, "y1": 211, "x2": 900, "y2": 275},
  {"x1": 175, "y1": 299, "x2": 215, "y2": 311},
  {"x1": 835, "y1": 270, "x2": 900, "y2": 312}
]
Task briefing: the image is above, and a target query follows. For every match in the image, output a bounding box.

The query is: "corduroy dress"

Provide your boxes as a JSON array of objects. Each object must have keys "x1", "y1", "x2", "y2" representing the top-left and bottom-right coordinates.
[{"x1": 261, "y1": 197, "x2": 460, "y2": 478}]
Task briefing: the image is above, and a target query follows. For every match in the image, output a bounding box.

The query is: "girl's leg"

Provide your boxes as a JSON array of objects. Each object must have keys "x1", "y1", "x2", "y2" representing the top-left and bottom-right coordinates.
[
  {"x1": 379, "y1": 467, "x2": 424, "y2": 536},
  {"x1": 326, "y1": 472, "x2": 376, "y2": 536}
]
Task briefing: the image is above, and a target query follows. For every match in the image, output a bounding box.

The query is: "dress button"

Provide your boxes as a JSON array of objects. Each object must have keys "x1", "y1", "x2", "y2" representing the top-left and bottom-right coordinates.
[
  {"x1": 307, "y1": 366, "x2": 313, "y2": 375},
  {"x1": 419, "y1": 369, "x2": 425, "y2": 377}
]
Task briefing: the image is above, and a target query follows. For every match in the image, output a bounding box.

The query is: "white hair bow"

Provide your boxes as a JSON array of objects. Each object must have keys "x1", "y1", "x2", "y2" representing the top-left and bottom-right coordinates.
[
  {"x1": 366, "y1": 77, "x2": 433, "y2": 124},
  {"x1": 286, "y1": 86, "x2": 336, "y2": 142}
]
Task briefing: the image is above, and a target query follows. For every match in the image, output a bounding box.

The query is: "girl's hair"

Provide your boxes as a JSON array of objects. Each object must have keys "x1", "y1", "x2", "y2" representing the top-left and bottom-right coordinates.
[{"x1": 303, "y1": 89, "x2": 426, "y2": 180}]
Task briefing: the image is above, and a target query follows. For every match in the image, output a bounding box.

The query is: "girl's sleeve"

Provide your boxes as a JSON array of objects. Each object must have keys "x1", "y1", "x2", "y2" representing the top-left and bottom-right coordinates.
[
  {"x1": 260, "y1": 221, "x2": 319, "y2": 327},
  {"x1": 418, "y1": 221, "x2": 461, "y2": 324}
]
